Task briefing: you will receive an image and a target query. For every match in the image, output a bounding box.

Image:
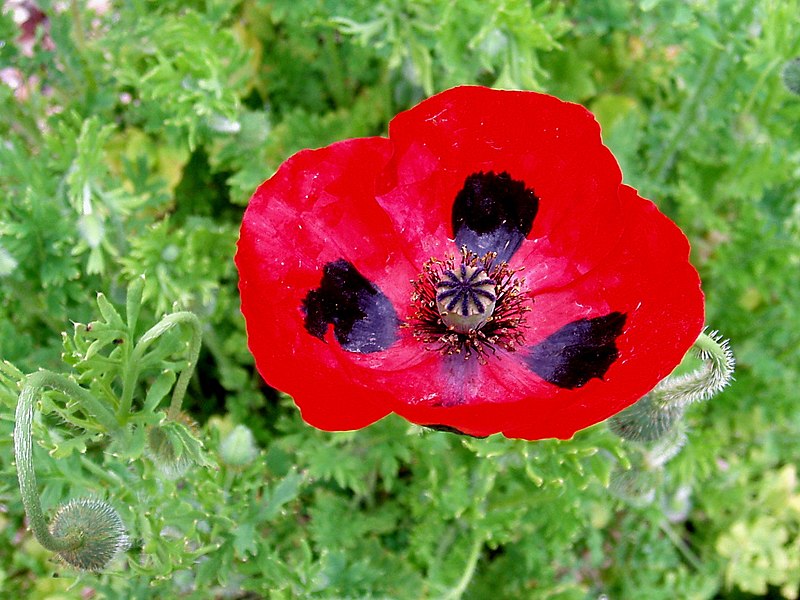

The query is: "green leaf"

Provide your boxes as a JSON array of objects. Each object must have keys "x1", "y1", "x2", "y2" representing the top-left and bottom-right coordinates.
[
  {"x1": 126, "y1": 274, "x2": 146, "y2": 336},
  {"x1": 263, "y1": 469, "x2": 305, "y2": 520},
  {"x1": 96, "y1": 293, "x2": 126, "y2": 330},
  {"x1": 233, "y1": 521, "x2": 259, "y2": 558},
  {"x1": 143, "y1": 371, "x2": 177, "y2": 413}
]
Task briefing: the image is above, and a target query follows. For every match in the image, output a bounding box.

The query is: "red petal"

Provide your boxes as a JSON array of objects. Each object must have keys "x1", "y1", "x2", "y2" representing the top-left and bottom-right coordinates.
[
  {"x1": 236, "y1": 137, "x2": 411, "y2": 430},
  {"x1": 374, "y1": 185, "x2": 703, "y2": 440},
  {"x1": 376, "y1": 86, "x2": 626, "y2": 279}
]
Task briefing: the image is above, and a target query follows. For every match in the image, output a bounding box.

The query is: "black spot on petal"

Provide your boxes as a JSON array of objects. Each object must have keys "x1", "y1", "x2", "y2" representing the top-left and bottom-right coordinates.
[
  {"x1": 452, "y1": 171, "x2": 539, "y2": 263},
  {"x1": 302, "y1": 259, "x2": 398, "y2": 353},
  {"x1": 525, "y1": 312, "x2": 627, "y2": 389}
]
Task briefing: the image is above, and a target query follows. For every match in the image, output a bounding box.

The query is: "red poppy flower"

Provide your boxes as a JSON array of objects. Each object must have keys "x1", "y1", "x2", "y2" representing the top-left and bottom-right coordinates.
[{"x1": 236, "y1": 86, "x2": 704, "y2": 441}]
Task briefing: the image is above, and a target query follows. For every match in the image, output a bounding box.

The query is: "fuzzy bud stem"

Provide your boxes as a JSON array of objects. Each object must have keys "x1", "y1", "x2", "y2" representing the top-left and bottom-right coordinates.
[
  {"x1": 653, "y1": 329, "x2": 735, "y2": 411},
  {"x1": 609, "y1": 328, "x2": 734, "y2": 443},
  {"x1": 15, "y1": 384, "x2": 76, "y2": 553},
  {"x1": 14, "y1": 373, "x2": 127, "y2": 568}
]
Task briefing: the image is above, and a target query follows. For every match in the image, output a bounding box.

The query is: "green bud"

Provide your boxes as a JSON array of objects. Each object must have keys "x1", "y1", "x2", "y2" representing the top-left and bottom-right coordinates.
[
  {"x1": 643, "y1": 422, "x2": 687, "y2": 469},
  {"x1": 608, "y1": 394, "x2": 683, "y2": 442},
  {"x1": 50, "y1": 499, "x2": 129, "y2": 571},
  {"x1": 219, "y1": 424, "x2": 259, "y2": 467},
  {"x1": 782, "y1": 57, "x2": 800, "y2": 95},
  {"x1": 147, "y1": 422, "x2": 192, "y2": 479},
  {"x1": 609, "y1": 465, "x2": 660, "y2": 507}
]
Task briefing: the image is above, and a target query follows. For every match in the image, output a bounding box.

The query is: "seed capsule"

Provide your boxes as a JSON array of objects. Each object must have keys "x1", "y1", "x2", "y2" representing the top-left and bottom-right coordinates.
[{"x1": 435, "y1": 264, "x2": 497, "y2": 334}]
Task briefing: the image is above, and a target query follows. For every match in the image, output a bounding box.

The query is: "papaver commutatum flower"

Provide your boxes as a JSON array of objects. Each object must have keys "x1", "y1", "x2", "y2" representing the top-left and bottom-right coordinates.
[{"x1": 236, "y1": 86, "x2": 704, "y2": 440}]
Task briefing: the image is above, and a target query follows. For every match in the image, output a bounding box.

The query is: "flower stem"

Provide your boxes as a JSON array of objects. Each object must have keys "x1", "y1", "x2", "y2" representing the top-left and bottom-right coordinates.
[
  {"x1": 654, "y1": 330, "x2": 735, "y2": 411},
  {"x1": 118, "y1": 312, "x2": 202, "y2": 421},
  {"x1": 649, "y1": 46, "x2": 723, "y2": 183},
  {"x1": 27, "y1": 370, "x2": 120, "y2": 434},
  {"x1": 15, "y1": 385, "x2": 74, "y2": 552},
  {"x1": 439, "y1": 463, "x2": 496, "y2": 600},
  {"x1": 659, "y1": 520, "x2": 703, "y2": 571},
  {"x1": 648, "y1": 0, "x2": 757, "y2": 184},
  {"x1": 441, "y1": 529, "x2": 486, "y2": 600},
  {"x1": 164, "y1": 314, "x2": 202, "y2": 420},
  {"x1": 14, "y1": 372, "x2": 131, "y2": 568},
  {"x1": 13, "y1": 373, "x2": 116, "y2": 553},
  {"x1": 69, "y1": 0, "x2": 97, "y2": 103}
]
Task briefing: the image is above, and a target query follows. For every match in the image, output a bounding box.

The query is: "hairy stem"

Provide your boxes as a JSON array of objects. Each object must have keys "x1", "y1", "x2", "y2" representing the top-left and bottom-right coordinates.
[
  {"x1": 440, "y1": 464, "x2": 496, "y2": 600},
  {"x1": 118, "y1": 312, "x2": 202, "y2": 421},
  {"x1": 28, "y1": 370, "x2": 120, "y2": 434},
  {"x1": 441, "y1": 528, "x2": 486, "y2": 600},
  {"x1": 649, "y1": 0, "x2": 757, "y2": 183},
  {"x1": 69, "y1": 0, "x2": 97, "y2": 102},
  {"x1": 13, "y1": 372, "x2": 119, "y2": 553},
  {"x1": 654, "y1": 330, "x2": 735, "y2": 411},
  {"x1": 15, "y1": 385, "x2": 75, "y2": 552},
  {"x1": 659, "y1": 520, "x2": 703, "y2": 571},
  {"x1": 649, "y1": 46, "x2": 723, "y2": 183},
  {"x1": 163, "y1": 314, "x2": 202, "y2": 419}
]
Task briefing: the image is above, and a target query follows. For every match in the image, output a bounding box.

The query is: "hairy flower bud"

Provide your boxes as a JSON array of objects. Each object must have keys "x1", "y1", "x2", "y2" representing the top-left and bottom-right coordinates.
[
  {"x1": 608, "y1": 394, "x2": 683, "y2": 442},
  {"x1": 49, "y1": 499, "x2": 129, "y2": 571},
  {"x1": 609, "y1": 466, "x2": 659, "y2": 507},
  {"x1": 147, "y1": 425, "x2": 191, "y2": 478},
  {"x1": 609, "y1": 329, "x2": 733, "y2": 443},
  {"x1": 219, "y1": 424, "x2": 259, "y2": 467},
  {"x1": 644, "y1": 423, "x2": 688, "y2": 469},
  {"x1": 783, "y1": 57, "x2": 800, "y2": 95}
]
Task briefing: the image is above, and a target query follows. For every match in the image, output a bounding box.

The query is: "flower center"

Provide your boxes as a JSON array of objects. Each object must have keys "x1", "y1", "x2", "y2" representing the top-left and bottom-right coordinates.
[
  {"x1": 407, "y1": 248, "x2": 530, "y2": 363},
  {"x1": 435, "y1": 264, "x2": 496, "y2": 334}
]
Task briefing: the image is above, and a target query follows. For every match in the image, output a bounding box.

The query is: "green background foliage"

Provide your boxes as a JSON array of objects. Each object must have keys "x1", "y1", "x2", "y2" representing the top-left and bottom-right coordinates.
[{"x1": 1, "y1": 0, "x2": 799, "y2": 597}]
